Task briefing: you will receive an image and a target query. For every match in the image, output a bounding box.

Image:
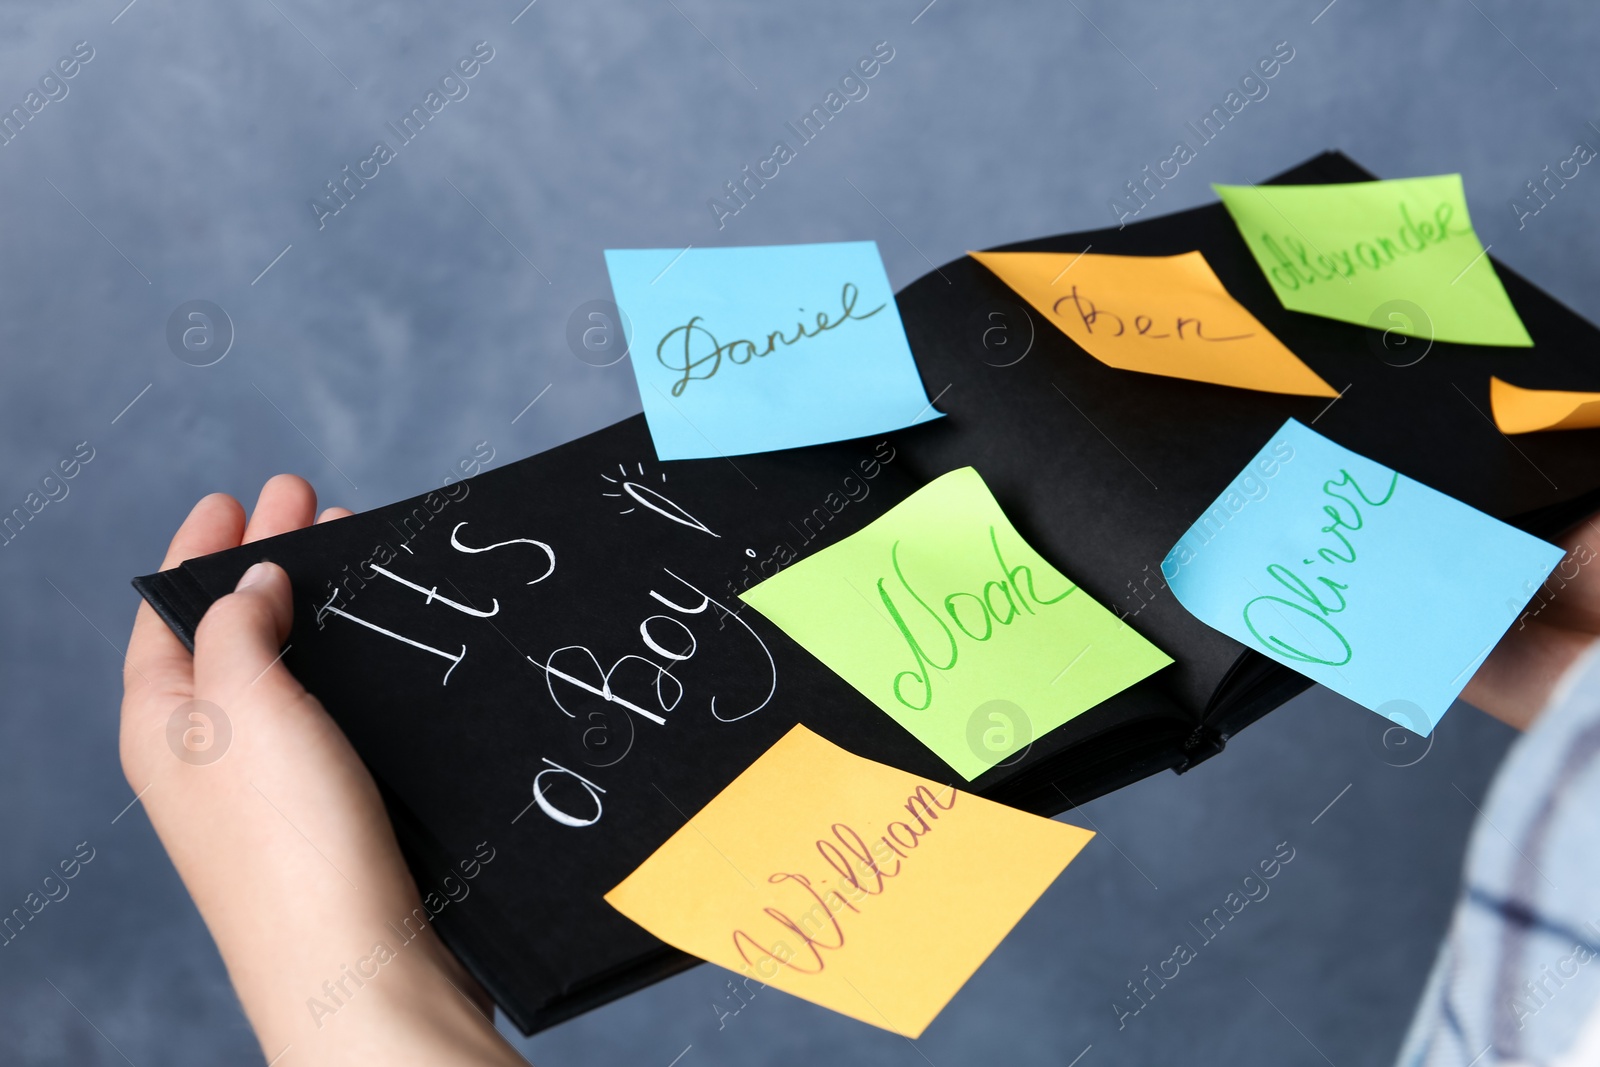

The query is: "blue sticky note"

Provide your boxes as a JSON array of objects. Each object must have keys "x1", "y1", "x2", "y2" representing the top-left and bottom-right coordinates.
[
  {"x1": 1162, "y1": 419, "x2": 1563, "y2": 734},
  {"x1": 604, "y1": 241, "x2": 942, "y2": 460}
]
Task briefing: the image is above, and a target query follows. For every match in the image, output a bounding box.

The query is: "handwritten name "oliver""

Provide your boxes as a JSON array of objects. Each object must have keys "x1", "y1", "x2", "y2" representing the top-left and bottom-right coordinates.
[
  {"x1": 1242, "y1": 467, "x2": 1399, "y2": 665},
  {"x1": 731, "y1": 784, "x2": 958, "y2": 975},
  {"x1": 880, "y1": 528, "x2": 1074, "y2": 711},
  {"x1": 656, "y1": 282, "x2": 885, "y2": 396},
  {"x1": 1257, "y1": 200, "x2": 1472, "y2": 291}
]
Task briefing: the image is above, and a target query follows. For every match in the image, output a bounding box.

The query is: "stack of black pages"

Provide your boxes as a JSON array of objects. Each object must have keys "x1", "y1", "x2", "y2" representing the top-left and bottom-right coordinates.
[{"x1": 134, "y1": 152, "x2": 1600, "y2": 1033}]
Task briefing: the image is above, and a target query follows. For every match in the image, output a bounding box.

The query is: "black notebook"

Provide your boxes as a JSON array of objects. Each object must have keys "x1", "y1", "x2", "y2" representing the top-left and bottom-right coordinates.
[{"x1": 134, "y1": 151, "x2": 1600, "y2": 1034}]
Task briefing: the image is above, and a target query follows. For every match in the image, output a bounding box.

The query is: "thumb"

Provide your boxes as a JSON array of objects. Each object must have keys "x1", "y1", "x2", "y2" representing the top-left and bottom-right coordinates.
[{"x1": 193, "y1": 561, "x2": 297, "y2": 699}]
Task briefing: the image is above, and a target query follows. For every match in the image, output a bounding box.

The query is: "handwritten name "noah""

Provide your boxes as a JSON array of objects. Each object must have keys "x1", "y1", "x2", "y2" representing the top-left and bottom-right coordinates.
[
  {"x1": 1242, "y1": 467, "x2": 1399, "y2": 665},
  {"x1": 655, "y1": 282, "x2": 884, "y2": 396},
  {"x1": 881, "y1": 528, "x2": 1074, "y2": 711}
]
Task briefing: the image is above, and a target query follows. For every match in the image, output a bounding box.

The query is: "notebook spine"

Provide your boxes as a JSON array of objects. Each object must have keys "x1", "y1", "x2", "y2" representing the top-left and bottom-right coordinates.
[{"x1": 130, "y1": 566, "x2": 214, "y2": 652}]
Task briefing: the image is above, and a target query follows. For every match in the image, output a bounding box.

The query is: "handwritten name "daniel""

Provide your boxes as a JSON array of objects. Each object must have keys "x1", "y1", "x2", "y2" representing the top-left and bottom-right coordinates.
[
  {"x1": 655, "y1": 282, "x2": 885, "y2": 396},
  {"x1": 1242, "y1": 467, "x2": 1399, "y2": 665},
  {"x1": 880, "y1": 527, "x2": 1074, "y2": 711},
  {"x1": 731, "y1": 784, "x2": 957, "y2": 975}
]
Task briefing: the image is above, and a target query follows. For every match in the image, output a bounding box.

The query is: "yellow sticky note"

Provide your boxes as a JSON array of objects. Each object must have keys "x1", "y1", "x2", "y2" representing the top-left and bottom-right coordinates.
[
  {"x1": 1490, "y1": 376, "x2": 1600, "y2": 434},
  {"x1": 970, "y1": 249, "x2": 1337, "y2": 397},
  {"x1": 605, "y1": 725, "x2": 1094, "y2": 1037}
]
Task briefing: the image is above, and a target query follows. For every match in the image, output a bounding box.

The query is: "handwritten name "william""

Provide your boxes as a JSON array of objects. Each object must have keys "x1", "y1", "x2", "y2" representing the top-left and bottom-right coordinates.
[
  {"x1": 731, "y1": 784, "x2": 958, "y2": 975},
  {"x1": 655, "y1": 282, "x2": 884, "y2": 396},
  {"x1": 1242, "y1": 467, "x2": 1399, "y2": 665}
]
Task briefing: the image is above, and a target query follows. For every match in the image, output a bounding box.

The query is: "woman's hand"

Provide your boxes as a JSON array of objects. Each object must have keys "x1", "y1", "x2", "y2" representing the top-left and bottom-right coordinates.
[
  {"x1": 1462, "y1": 514, "x2": 1600, "y2": 731},
  {"x1": 120, "y1": 475, "x2": 526, "y2": 1066}
]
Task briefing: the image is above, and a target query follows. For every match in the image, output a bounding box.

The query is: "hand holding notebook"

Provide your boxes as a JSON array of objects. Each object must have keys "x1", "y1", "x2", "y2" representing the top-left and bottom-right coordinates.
[{"x1": 120, "y1": 478, "x2": 526, "y2": 1067}]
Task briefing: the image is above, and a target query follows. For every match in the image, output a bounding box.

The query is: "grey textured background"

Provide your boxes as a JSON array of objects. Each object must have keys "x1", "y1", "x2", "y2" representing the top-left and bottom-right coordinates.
[{"x1": 0, "y1": 0, "x2": 1591, "y2": 1063}]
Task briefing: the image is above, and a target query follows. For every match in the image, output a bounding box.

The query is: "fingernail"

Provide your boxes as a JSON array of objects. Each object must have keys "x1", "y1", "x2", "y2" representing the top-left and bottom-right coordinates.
[{"x1": 236, "y1": 562, "x2": 273, "y2": 591}]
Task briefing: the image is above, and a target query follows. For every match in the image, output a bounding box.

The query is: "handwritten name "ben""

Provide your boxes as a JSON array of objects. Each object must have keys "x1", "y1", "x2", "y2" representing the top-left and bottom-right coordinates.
[
  {"x1": 1242, "y1": 467, "x2": 1399, "y2": 665},
  {"x1": 1054, "y1": 285, "x2": 1253, "y2": 342},
  {"x1": 656, "y1": 282, "x2": 884, "y2": 396},
  {"x1": 880, "y1": 527, "x2": 1074, "y2": 711},
  {"x1": 731, "y1": 784, "x2": 957, "y2": 975}
]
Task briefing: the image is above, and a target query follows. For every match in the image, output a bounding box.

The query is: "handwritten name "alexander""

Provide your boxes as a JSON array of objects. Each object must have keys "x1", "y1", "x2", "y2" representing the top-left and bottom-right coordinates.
[
  {"x1": 731, "y1": 784, "x2": 958, "y2": 975},
  {"x1": 1257, "y1": 200, "x2": 1472, "y2": 291},
  {"x1": 655, "y1": 282, "x2": 884, "y2": 396}
]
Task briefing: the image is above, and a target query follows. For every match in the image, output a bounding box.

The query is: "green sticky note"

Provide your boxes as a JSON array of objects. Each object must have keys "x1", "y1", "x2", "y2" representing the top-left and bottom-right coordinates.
[
  {"x1": 1213, "y1": 175, "x2": 1532, "y2": 347},
  {"x1": 739, "y1": 467, "x2": 1172, "y2": 779}
]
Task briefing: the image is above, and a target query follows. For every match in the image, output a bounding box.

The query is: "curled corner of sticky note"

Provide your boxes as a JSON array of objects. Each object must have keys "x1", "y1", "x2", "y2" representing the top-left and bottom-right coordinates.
[{"x1": 1489, "y1": 376, "x2": 1600, "y2": 434}]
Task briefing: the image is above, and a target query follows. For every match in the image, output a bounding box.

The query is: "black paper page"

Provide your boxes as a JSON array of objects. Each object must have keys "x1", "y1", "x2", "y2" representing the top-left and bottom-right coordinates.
[
  {"x1": 134, "y1": 413, "x2": 1187, "y2": 1031},
  {"x1": 132, "y1": 151, "x2": 1600, "y2": 1034},
  {"x1": 892, "y1": 150, "x2": 1600, "y2": 732}
]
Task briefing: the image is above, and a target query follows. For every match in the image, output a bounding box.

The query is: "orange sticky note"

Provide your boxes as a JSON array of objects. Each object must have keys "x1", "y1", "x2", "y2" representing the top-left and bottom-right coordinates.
[
  {"x1": 604, "y1": 725, "x2": 1094, "y2": 1037},
  {"x1": 1490, "y1": 376, "x2": 1600, "y2": 434},
  {"x1": 970, "y1": 249, "x2": 1337, "y2": 397}
]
